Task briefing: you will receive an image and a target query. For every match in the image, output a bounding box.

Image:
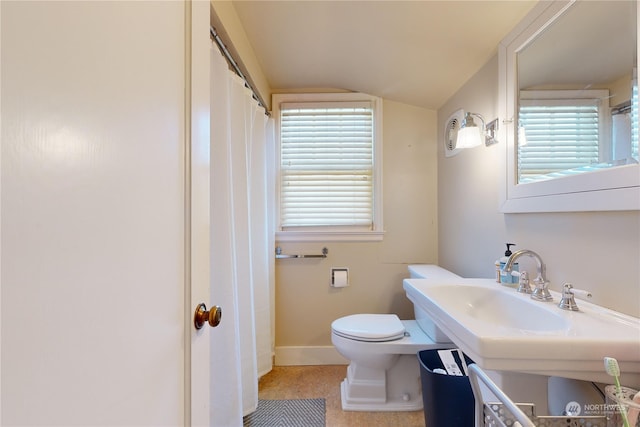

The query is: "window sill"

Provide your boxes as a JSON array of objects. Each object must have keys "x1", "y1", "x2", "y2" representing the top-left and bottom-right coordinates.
[{"x1": 275, "y1": 230, "x2": 385, "y2": 243}]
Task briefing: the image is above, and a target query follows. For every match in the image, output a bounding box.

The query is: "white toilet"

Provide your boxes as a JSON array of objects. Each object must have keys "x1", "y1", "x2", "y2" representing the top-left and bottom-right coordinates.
[{"x1": 331, "y1": 265, "x2": 461, "y2": 412}]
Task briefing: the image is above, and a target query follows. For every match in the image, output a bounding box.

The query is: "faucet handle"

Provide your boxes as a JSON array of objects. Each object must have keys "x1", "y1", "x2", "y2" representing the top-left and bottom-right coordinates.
[
  {"x1": 516, "y1": 271, "x2": 532, "y2": 294},
  {"x1": 558, "y1": 283, "x2": 592, "y2": 311},
  {"x1": 572, "y1": 287, "x2": 592, "y2": 301},
  {"x1": 531, "y1": 278, "x2": 553, "y2": 302}
]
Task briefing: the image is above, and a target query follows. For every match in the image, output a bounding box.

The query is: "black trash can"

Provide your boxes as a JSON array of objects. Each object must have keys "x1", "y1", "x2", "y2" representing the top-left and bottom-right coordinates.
[{"x1": 418, "y1": 349, "x2": 475, "y2": 427}]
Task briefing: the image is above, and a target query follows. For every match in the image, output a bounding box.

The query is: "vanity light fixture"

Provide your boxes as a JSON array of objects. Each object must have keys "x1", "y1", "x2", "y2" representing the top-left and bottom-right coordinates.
[{"x1": 456, "y1": 112, "x2": 499, "y2": 148}]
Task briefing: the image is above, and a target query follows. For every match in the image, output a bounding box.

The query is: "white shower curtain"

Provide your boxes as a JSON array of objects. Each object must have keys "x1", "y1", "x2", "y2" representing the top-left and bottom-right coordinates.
[{"x1": 209, "y1": 46, "x2": 274, "y2": 425}]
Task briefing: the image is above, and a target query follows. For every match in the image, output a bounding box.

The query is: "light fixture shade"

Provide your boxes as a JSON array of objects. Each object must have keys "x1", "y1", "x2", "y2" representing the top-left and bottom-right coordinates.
[{"x1": 456, "y1": 125, "x2": 483, "y2": 148}]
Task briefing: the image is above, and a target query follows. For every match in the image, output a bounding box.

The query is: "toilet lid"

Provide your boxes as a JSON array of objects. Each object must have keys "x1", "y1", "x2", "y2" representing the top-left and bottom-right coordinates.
[{"x1": 331, "y1": 314, "x2": 405, "y2": 342}]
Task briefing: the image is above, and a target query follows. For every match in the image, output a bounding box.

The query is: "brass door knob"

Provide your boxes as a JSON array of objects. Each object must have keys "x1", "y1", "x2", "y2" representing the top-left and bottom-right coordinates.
[{"x1": 194, "y1": 303, "x2": 222, "y2": 329}]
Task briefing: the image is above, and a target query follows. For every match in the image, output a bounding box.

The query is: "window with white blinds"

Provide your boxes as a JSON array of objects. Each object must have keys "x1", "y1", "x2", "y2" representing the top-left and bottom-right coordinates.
[
  {"x1": 518, "y1": 90, "x2": 608, "y2": 183},
  {"x1": 273, "y1": 93, "x2": 383, "y2": 240}
]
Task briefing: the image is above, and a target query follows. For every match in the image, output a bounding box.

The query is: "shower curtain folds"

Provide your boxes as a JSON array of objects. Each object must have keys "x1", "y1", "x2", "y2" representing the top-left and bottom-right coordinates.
[{"x1": 209, "y1": 46, "x2": 274, "y2": 425}]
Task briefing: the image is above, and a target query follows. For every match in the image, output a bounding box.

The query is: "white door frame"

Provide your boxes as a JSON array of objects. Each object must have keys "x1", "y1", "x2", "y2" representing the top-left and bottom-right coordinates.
[{"x1": 186, "y1": 0, "x2": 215, "y2": 425}]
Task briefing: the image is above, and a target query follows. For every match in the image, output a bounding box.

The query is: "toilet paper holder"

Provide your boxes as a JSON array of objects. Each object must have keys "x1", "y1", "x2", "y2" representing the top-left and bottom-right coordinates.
[{"x1": 331, "y1": 267, "x2": 349, "y2": 287}]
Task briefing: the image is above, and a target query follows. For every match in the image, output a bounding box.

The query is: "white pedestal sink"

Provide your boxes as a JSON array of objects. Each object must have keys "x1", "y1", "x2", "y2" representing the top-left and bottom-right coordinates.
[{"x1": 403, "y1": 277, "x2": 640, "y2": 413}]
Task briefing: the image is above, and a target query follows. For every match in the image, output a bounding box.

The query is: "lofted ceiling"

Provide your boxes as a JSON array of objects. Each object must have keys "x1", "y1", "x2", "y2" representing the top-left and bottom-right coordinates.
[{"x1": 231, "y1": 0, "x2": 537, "y2": 110}]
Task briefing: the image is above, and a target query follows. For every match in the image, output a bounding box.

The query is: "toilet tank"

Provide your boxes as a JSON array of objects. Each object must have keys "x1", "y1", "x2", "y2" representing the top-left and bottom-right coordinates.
[
  {"x1": 408, "y1": 264, "x2": 462, "y2": 280},
  {"x1": 407, "y1": 265, "x2": 461, "y2": 343}
]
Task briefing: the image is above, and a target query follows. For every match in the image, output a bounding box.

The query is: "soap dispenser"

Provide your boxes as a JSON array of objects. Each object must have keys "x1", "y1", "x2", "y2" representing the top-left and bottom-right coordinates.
[{"x1": 498, "y1": 243, "x2": 519, "y2": 286}]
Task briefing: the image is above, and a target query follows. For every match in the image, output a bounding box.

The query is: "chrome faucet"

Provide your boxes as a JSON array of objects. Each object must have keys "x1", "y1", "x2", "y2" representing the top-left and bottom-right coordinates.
[{"x1": 503, "y1": 249, "x2": 553, "y2": 301}]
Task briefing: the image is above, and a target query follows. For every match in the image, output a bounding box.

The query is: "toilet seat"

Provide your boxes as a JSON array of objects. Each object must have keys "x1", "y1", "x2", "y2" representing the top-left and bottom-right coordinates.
[{"x1": 331, "y1": 314, "x2": 405, "y2": 342}]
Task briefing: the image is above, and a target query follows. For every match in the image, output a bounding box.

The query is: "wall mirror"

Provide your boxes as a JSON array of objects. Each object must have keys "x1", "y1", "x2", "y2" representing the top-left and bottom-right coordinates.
[{"x1": 499, "y1": 0, "x2": 639, "y2": 212}]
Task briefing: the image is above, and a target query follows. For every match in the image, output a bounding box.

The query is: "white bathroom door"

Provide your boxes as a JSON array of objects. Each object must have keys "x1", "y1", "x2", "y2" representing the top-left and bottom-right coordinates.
[{"x1": 0, "y1": 1, "x2": 214, "y2": 425}]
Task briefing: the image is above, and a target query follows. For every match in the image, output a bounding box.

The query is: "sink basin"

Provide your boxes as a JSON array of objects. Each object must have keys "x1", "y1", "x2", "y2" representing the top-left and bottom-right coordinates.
[
  {"x1": 429, "y1": 284, "x2": 569, "y2": 332},
  {"x1": 403, "y1": 277, "x2": 640, "y2": 385}
]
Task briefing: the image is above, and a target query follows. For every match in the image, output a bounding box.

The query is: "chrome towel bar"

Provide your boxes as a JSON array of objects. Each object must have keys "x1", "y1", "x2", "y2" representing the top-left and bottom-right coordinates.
[{"x1": 275, "y1": 246, "x2": 328, "y2": 259}]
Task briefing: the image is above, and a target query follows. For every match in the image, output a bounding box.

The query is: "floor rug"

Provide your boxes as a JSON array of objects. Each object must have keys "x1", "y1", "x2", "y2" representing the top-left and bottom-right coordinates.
[{"x1": 243, "y1": 398, "x2": 326, "y2": 427}]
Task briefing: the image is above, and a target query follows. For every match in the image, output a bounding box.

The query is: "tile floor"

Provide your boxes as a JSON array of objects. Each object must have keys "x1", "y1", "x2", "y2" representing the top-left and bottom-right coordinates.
[{"x1": 258, "y1": 365, "x2": 426, "y2": 427}]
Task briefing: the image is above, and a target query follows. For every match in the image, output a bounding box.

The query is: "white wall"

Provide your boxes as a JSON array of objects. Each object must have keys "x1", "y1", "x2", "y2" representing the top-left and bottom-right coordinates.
[{"x1": 438, "y1": 55, "x2": 640, "y2": 317}]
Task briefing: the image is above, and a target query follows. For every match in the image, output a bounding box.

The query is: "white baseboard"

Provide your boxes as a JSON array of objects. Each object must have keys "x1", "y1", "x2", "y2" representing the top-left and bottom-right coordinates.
[{"x1": 275, "y1": 346, "x2": 348, "y2": 366}]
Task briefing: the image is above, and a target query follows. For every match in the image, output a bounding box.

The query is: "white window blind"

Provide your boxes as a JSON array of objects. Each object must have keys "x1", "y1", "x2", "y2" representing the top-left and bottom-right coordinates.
[
  {"x1": 518, "y1": 95, "x2": 602, "y2": 183},
  {"x1": 279, "y1": 101, "x2": 375, "y2": 229}
]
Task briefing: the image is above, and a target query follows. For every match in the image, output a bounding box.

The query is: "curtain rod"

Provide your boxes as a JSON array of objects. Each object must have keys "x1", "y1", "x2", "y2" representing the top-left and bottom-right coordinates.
[{"x1": 210, "y1": 26, "x2": 270, "y2": 116}]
